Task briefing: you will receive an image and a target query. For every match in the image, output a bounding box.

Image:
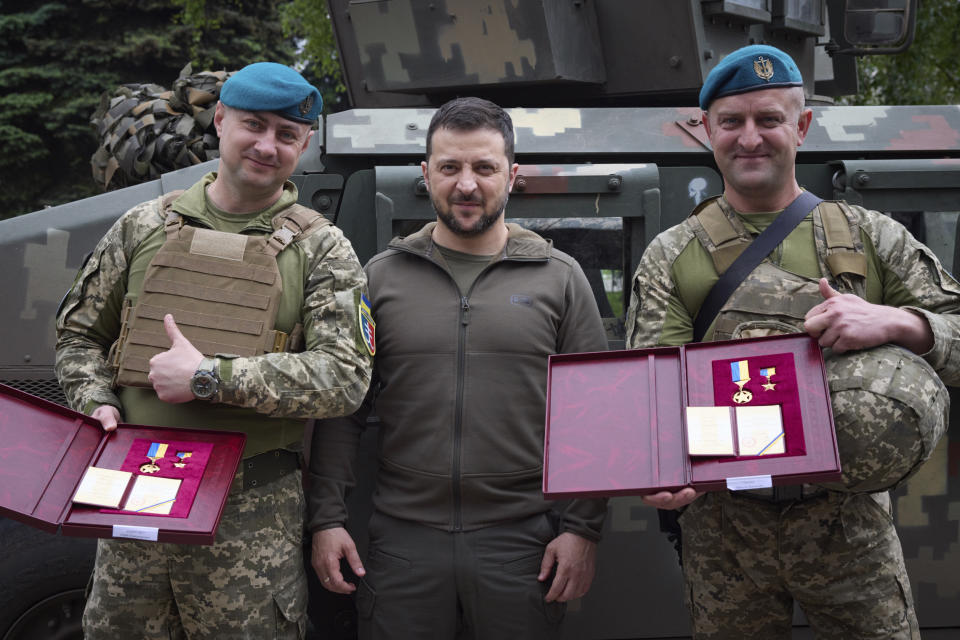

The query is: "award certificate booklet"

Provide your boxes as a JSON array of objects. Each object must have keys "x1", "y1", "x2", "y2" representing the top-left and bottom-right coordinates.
[
  {"x1": 123, "y1": 476, "x2": 182, "y2": 515},
  {"x1": 735, "y1": 405, "x2": 785, "y2": 456},
  {"x1": 686, "y1": 406, "x2": 736, "y2": 456},
  {"x1": 73, "y1": 466, "x2": 132, "y2": 509}
]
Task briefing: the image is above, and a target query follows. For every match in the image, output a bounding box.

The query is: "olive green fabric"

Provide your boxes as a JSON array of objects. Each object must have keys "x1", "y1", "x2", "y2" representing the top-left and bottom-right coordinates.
[
  {"x1": 309, "y1": 222, "x2": 608, "y2": 541},
  {"x1": 435, "y1": 243, "x2": 495, "y2": 295}
]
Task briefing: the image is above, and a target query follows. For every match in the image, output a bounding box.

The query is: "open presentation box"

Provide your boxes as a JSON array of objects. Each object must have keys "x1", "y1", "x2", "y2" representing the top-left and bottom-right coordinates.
[
  {"x1": 0, "y1": 383, "x2": 244, "y2": 544},
  {"x1": 543, "y1": 333, "x2": 841, "y2": 498}
]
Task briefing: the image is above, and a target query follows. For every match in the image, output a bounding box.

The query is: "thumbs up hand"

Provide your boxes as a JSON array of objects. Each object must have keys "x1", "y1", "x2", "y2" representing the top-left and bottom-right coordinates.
[
  {"x1": 816, "y1": 277, "x2": 842, "y2": 300},
  {"x1": 804, "y1": 278, "x2": 932, "y2": 354},
  {"x1": 148, "y1": 314, "x2": 204, "y2": 403}
]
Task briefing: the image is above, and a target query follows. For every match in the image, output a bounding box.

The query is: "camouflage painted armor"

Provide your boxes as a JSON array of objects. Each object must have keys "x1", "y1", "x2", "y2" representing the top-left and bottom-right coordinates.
[{"x1": 625, "y1": 196, "x2": 960, "y2": 638}]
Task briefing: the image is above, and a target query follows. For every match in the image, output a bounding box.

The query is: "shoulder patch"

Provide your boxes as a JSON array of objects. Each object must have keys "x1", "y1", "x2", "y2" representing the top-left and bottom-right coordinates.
[{"x1": 357, "y1": 291, "x2": 376, "y2": 356}]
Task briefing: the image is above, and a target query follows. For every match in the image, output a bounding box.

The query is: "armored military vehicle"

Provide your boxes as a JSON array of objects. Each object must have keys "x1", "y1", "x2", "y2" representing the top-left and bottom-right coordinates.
[{"x1": 3, "y1": 1, "x2": 960, "y2": 638}]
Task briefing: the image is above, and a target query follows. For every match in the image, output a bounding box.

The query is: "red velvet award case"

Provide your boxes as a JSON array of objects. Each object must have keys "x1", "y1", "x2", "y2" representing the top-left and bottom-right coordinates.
[
  {"x1": 543, "y1": 333, "x2": 842, "y2": 498},
  {"x1": 0, "y1": 383, "x2": 245, "y2": 544}
]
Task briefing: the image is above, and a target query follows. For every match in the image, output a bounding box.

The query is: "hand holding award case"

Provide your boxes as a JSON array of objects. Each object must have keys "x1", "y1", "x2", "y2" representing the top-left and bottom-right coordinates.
[
  {"x1": 0, "y1": 383, "x2": 244, "y2": 544},
  {"x1": 543, "y1": 333, "x2": 841, "y2": 498}
]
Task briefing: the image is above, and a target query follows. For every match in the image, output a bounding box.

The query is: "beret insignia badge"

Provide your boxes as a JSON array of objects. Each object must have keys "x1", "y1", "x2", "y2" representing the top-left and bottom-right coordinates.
[
  {"x1": 299, "y1": 95, "x2": 314, "y2": 116},
  {"x1": 753, "y1": 56, "x2": 774, "y2": 81}
]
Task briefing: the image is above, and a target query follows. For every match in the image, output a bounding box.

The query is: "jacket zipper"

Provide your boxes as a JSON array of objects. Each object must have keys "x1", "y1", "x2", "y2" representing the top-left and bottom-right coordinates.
[{"x1": 452, "y1": 294, "x2": 470, "y2": 531}]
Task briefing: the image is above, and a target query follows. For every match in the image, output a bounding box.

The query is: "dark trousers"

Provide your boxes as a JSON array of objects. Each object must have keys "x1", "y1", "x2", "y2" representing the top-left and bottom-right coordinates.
[{"x1": 356, "y1": 510, "x2": 565, "y2": 640}]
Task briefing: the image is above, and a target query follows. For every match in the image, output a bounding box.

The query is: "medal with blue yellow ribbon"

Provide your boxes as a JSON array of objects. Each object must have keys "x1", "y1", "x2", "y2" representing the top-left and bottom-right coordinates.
[
  {"x1": 174, "y1": 451, "x2": 192, "y2": 469},
  {"x1": 731, "y1": 360, "x2": 753, "y2": 404},
  {"x1": 760, "y1": 367, "x2": 776, "y2": 391},
  {"x1": 139, "y1": 442, "x2": 168, "y2": 474}
]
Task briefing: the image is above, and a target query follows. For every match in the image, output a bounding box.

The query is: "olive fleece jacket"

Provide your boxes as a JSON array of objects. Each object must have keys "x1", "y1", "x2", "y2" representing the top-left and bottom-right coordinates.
[{"x1": 308, "y1": 222, "x2": 608, "y2": 541}]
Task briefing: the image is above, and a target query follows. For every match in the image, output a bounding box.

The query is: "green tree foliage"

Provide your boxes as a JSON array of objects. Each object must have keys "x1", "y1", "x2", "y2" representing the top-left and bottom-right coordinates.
[
  {"x1": 0, "y1": 0, "x2": 297, "y2": 219},
  {"x1": 279, "y1": 0, "x2": 348, "y2": 113},
  {"x1": 848, "y1": 0, "x2": 960, "y2": 105}
]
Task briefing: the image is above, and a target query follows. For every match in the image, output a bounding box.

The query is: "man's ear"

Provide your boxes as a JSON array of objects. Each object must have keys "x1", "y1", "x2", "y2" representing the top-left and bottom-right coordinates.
[
  {"x1": 507, "y1": 163, "x2": 520, "y2": 192},
  {"x1": 421, "y1": 160, "x2": 430, "y2": 192},
  {"x1": 796, "y1": 108, "x2": 813, "y2": 146},
  {"x1": 701, "y1": 110, "x2": 712, "y2": 139},
  {"x1": 298, "y1": 129, "x2": 315, "y2": 157},
  {"x1": 213, "y1": 101, "x2": 226, "y2": 137}
]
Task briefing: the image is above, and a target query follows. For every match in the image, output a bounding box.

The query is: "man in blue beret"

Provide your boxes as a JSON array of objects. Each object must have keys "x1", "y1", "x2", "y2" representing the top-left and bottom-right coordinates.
[
  {"x1": 625, "y1": 43, "x2": 960, "y2": 638},
  {"x1": 56, "y1": 61, "x2": 372, "y2": 639}
]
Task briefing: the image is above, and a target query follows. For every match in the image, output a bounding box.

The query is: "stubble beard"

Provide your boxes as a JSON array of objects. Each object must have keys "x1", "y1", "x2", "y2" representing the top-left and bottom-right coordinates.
[{"x1": 433, "y1": 190, "x2": 510, "y2": 238}]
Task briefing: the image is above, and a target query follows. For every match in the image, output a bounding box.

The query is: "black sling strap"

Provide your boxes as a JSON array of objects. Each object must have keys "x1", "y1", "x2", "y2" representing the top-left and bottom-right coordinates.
[{"x1": 692, "y1": 190, "x2": 823, "y2": 342}]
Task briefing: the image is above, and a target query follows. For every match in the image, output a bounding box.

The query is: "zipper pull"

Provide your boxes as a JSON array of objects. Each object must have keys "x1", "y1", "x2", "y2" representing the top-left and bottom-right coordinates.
[{"x1": 461, "y1": 296, "x2": 470, "y2": 326}]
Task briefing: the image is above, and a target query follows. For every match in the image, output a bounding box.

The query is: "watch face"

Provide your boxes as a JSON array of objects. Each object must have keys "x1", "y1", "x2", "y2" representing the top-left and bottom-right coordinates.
[{"x1": 191, "y1": 373, "x2": 218, "y2": 399}]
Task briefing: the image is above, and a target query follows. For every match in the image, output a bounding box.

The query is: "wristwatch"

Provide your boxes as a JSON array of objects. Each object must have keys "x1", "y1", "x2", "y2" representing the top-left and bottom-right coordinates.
[{"x1": 190, "y1": 357, "x2": 220, "y2": 400}]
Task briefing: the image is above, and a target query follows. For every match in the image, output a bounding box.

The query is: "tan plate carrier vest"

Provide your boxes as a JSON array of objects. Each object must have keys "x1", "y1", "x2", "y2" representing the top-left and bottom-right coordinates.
[
  {"x1": 689, "y1": 196, "x2": 948, "y2": 492},
  {"x1": 111, "y1": 191, "x2": 329, "y2": 388}
]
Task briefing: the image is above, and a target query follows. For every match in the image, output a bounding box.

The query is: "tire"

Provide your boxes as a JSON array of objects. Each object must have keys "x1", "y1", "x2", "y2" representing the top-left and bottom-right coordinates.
[{"x1": 0, "y1": 518, "x2": 96, "y2": 640}]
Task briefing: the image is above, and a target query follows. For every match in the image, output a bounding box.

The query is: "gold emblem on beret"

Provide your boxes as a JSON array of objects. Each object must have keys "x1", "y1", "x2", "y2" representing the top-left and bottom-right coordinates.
[
  {"x1": 754, "y1": 56, "x2": 774, "y2": 81},
  {"x1": 299, "y1": 95, "x2": 314, "y2": 116}
]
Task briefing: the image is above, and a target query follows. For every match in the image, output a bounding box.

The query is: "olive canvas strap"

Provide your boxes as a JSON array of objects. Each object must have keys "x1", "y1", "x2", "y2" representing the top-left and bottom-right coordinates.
[{"x1": 692, "y1": 190, "x2": 823, "y2": 342}]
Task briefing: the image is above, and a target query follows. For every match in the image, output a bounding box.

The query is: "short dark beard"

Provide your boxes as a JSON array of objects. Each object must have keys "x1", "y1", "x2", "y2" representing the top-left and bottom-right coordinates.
[{"x1": 432, "y1": 191, "x2": 509, "y2": 238}]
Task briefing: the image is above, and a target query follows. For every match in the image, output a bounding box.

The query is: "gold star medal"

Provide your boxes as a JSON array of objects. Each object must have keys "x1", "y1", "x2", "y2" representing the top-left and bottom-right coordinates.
[
  {"x1": 760, "y1": 367, "x2": 776, "y2": 391},
  {"x1": 731, "y1": 360, "x2": 753, "y2": 404}
]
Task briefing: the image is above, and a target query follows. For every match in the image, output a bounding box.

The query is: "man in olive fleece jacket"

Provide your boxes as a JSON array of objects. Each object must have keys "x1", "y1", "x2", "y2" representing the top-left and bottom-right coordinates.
[{"x1": 308, "y1": 97, "x2": 608, "y2": 639}]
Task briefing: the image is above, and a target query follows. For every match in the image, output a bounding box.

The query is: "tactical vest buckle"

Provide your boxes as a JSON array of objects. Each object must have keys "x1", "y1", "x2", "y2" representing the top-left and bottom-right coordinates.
[{"x1": 267, "y1": 223, "x2": 298, "y2": 255}]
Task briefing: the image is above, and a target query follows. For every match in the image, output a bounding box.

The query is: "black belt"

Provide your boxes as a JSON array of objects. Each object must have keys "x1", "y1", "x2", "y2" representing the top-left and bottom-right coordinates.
[
  {"x1": 242, "y1": 448, "x2": 300, "y2": 491},
  {"x1": 733, "y1": 484, "x2": 827, "y2": 504}
]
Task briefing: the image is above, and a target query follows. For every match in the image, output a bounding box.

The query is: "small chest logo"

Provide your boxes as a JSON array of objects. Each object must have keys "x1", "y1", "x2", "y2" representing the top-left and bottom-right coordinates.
[
  {"x1": 754, "y1": 56, "x2": 774, "y2": 82},
  {"x1": 510, "y1": 294, "x2": 533, "y2": 307}
]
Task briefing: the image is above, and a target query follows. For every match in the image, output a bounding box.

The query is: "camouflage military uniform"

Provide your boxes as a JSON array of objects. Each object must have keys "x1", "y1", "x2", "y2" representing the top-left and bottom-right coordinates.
[
  {"x1": 56, "y1": 173, "x2": 372, "y2": 639},
  {"x1": 625, "y1": 196, "x2": 960, "y2": 639}
]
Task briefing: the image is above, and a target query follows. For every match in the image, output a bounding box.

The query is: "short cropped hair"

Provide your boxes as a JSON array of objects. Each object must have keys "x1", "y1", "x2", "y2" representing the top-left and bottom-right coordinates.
[{"x1": 425, "y1": 97, "x2": 515, "y2": 164}]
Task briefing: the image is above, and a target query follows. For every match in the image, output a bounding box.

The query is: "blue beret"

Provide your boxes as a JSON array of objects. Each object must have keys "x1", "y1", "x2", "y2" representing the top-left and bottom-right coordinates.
[
  {"x1": 699, "y1": 45, "x2": 803, "y2": 111},
  {"x1": 220, "y1": 62, "x2": 322, "y2": 124}
]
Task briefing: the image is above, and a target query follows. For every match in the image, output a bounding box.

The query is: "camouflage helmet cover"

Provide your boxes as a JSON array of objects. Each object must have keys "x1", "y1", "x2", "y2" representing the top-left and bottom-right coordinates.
[{"x1": 819, "y1": 344, "x2": 949, "y2": 493}]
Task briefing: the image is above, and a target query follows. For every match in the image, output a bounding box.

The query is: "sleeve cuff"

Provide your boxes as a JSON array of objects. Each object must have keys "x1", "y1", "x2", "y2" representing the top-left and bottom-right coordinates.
[{"x1": 903, "y1": 306, "x2": 948, "y2": 370}]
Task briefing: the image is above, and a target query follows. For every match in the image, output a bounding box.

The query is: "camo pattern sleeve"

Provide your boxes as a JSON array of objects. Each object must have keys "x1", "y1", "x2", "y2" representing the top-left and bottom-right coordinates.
[
  {"x1": 55, "y1": 198, "x2": 166, "y2": 413},
  {"x1": 625, "y1": 223, "x2": 699, "y2": 349},
  {"x1": 856, "y1": 206, "x2": 960, "y2": 385},
  {"x1": 217, "y1": 223, "x2": 373, "y2": 419}
]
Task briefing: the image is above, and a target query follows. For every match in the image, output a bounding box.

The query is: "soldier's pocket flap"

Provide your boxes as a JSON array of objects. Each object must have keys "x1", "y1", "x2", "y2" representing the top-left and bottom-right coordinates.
[{"x1": 272, "y1": 572, "x2": 307, "y2": 627}]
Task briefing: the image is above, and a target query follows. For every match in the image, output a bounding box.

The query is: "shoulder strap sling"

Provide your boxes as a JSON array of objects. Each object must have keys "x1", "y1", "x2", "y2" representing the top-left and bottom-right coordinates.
[{"x1": 692, "y1": 190, "x2": 823, "y2": 342}]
